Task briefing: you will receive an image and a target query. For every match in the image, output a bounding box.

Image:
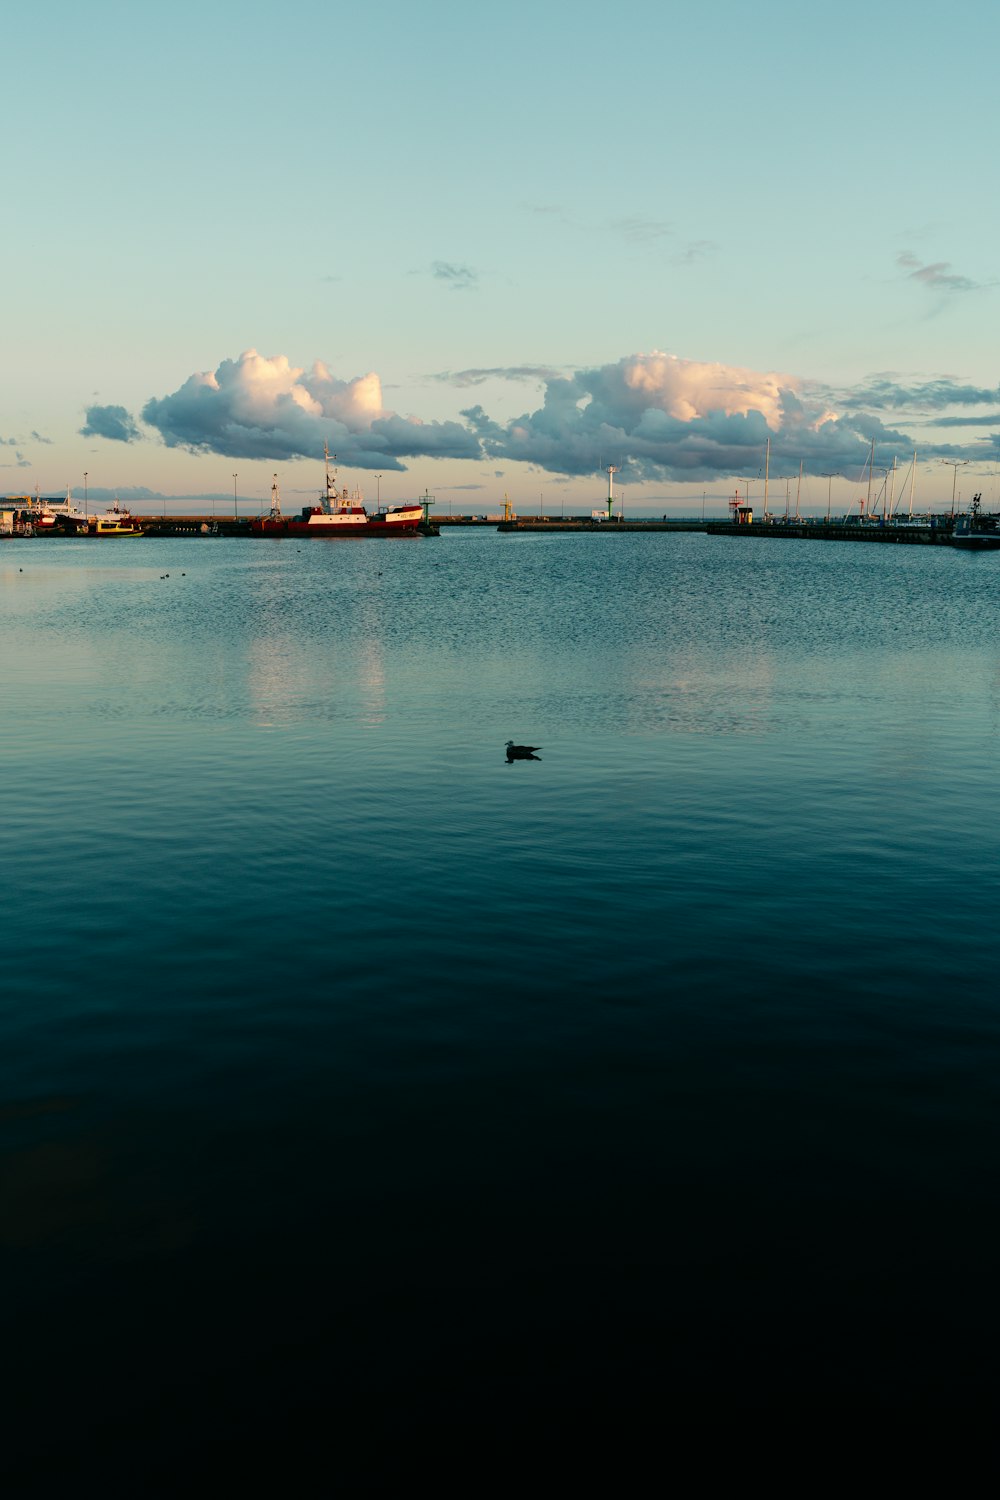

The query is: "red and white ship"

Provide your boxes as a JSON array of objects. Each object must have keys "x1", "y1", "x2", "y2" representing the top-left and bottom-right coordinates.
[
  {"x1": 249, "y1": 449, "x2": 426, "y2": 538},
  {"x1": 21, "y1": 489, "x2": 89, "y2": 532}
]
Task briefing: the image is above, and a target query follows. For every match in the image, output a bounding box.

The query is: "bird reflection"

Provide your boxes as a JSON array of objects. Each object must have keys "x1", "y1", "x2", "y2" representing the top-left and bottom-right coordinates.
[{"x1": 506, "y1": 740, "x2": 541, "y2": 762}]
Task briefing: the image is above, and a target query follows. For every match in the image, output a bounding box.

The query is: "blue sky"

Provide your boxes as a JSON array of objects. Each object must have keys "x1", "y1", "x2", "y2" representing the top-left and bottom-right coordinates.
[{"x1": 3, "y1": 0, "x2": 999, "y2": 513}]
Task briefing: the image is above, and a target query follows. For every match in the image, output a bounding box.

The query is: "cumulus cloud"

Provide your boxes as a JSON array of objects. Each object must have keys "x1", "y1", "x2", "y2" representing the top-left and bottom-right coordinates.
[
  {"x1": 80, "y1": 404, "x2": 141, "y2": 442},
  {"x1": 109, "y1": 346, "x2": 1000, "y2": 484},
  {"x1": 896, "y1": 251, "x2": 983, "y2": 294},
  {"x1": 459, "y1": 351, "x2": 871, "y2": 481},
  {"x1": 141, "y1": 348, "x2": 481, "y2": 469}
]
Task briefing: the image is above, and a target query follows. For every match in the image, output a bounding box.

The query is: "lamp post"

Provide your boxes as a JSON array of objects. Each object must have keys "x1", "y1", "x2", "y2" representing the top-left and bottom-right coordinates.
[
  {"x1": 821, "y1": 472, "x2": 839, "y2": 522},
  {"x1": 940, "y1": 459, "x2": 968, "y2": 519},
  {"x1": 233, "y1": 473, "x2": 238, "y2": 522},
  {"x1": 375, "y1": 473, "x2": 382, "y2": 510},
  {"x1": 84, "y1": 471, "x2": 88, "y2": 518}
]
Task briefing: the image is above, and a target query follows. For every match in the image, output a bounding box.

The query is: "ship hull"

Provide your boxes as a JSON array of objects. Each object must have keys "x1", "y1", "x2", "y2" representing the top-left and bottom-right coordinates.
[{"x1": 249, "y1": 513, "x2": 424, "y2": 538}]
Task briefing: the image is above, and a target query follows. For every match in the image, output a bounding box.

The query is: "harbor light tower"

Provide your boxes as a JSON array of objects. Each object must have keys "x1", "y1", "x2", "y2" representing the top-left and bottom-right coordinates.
[{"x1": 605, "y1": 464, "x2": 619, "y2": 521}]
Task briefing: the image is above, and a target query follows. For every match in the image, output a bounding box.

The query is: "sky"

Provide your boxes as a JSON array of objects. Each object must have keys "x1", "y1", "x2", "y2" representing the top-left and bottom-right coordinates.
[{"x1": 3, "y1": 0, "x2": 999, "y2": 515}]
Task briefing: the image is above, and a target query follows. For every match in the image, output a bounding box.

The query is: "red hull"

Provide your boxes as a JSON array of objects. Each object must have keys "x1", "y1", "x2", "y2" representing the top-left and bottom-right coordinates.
[{"x1": 249, "y1": 517, "x2": 422, "y2": 537}]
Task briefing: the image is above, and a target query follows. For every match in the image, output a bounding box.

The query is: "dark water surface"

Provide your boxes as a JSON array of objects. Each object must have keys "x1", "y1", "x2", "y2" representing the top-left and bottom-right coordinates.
[{"x1": 3, "y1": 532, "x2": 999, "y2": 1480}]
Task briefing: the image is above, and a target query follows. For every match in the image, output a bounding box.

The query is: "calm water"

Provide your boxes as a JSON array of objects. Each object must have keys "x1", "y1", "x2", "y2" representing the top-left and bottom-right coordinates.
[{"x1": 3, "y1": 531, "x2": 999, "y2": 1479}]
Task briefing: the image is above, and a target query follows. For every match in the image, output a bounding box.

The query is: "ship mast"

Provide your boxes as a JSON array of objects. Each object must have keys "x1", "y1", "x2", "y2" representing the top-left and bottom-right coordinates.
[
  {"x1": 270, "y1": 474, "x2": 282, "y2": 518},
  {"x1": 324, "y1": 443, "x2": 339, "y2": 511}
]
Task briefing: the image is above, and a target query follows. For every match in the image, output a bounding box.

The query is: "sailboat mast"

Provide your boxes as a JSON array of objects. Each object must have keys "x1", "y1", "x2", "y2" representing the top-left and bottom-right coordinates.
[
  {"x1": 764, "y1": 436, "x2": 770, "y2": 520},
  {"x1": 866, "y1": 437, "x2": 874, "y2": 518},
  {"x1": 908, "y1": 452, "x2": 917, "y2": 518},
  {"x1": 795, "y1": 459, "x2": 802, "y2": 519},
  {"x1": 887, "y1": 456, "x2": 896, "y2": 518}
]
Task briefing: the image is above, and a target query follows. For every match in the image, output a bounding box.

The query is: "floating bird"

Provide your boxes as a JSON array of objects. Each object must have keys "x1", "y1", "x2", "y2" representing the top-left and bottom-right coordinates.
[{"x1": 506, "y1": 740, "x2": 541, "y2": 761}]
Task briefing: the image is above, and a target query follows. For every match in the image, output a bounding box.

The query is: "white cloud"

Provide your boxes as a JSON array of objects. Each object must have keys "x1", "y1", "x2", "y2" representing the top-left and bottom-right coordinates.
[
  {"x1": 142, "y1": 349, "x2": 481, "y2": 468},
  {"x1": 117, "y1": 346, "x2": 1000, "y2": 481}
]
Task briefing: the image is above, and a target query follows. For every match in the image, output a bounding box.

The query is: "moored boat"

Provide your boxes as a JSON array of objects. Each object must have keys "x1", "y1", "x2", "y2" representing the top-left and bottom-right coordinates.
[
  {"x1": 43, "y1": 496, "x2": 142, "y2": 535},
  {"x1": 950, "y1": 496, "x2": 1000, "y2": 551},
  {"x1": 92, "y1": 512, "x2": 142, "y2": 536},
  {"x1": 249, "y1": 450, "x2": 425, "y2": 538},
  {"x1": 22, "y1": 490, "x2": 90, "y2": 533}
]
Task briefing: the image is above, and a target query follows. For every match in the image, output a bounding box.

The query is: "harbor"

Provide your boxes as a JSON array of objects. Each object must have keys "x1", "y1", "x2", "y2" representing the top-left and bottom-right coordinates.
[{"x1": 6, "y1": 505, "x2": 998, "y2": 545}]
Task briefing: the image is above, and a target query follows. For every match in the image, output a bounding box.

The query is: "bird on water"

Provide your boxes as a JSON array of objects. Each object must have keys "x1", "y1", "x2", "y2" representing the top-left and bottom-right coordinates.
[{"x1": 506, "y1": 740, "x2": 541, "y2": 761}]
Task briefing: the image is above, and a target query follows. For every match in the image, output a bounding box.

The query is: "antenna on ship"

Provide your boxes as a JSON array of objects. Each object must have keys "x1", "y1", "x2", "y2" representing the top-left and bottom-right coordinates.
[{"x1": 270, "y1": 473, "x2": 282, "y2": 518}]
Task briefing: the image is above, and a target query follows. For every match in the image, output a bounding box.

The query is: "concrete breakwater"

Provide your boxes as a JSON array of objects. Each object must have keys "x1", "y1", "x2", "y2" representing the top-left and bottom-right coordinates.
[
  {"x1": 496, "y1": 518, "x2": 708, "y2": 533},
  {"x1": 706, "y1": 519, "x2": 959, "y2": 545}
]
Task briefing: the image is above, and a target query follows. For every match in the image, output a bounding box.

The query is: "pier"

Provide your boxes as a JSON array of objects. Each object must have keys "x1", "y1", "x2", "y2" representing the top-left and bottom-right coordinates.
[
  {"x1": 496, "y1": 518, "x2": 708, "y2": 533},
  {"x1": 706, "y1": 518, "x2": 959, "y2": 545},
  {"x1": 4, "y1": 506, "x2": 989, "y2": 545}
]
